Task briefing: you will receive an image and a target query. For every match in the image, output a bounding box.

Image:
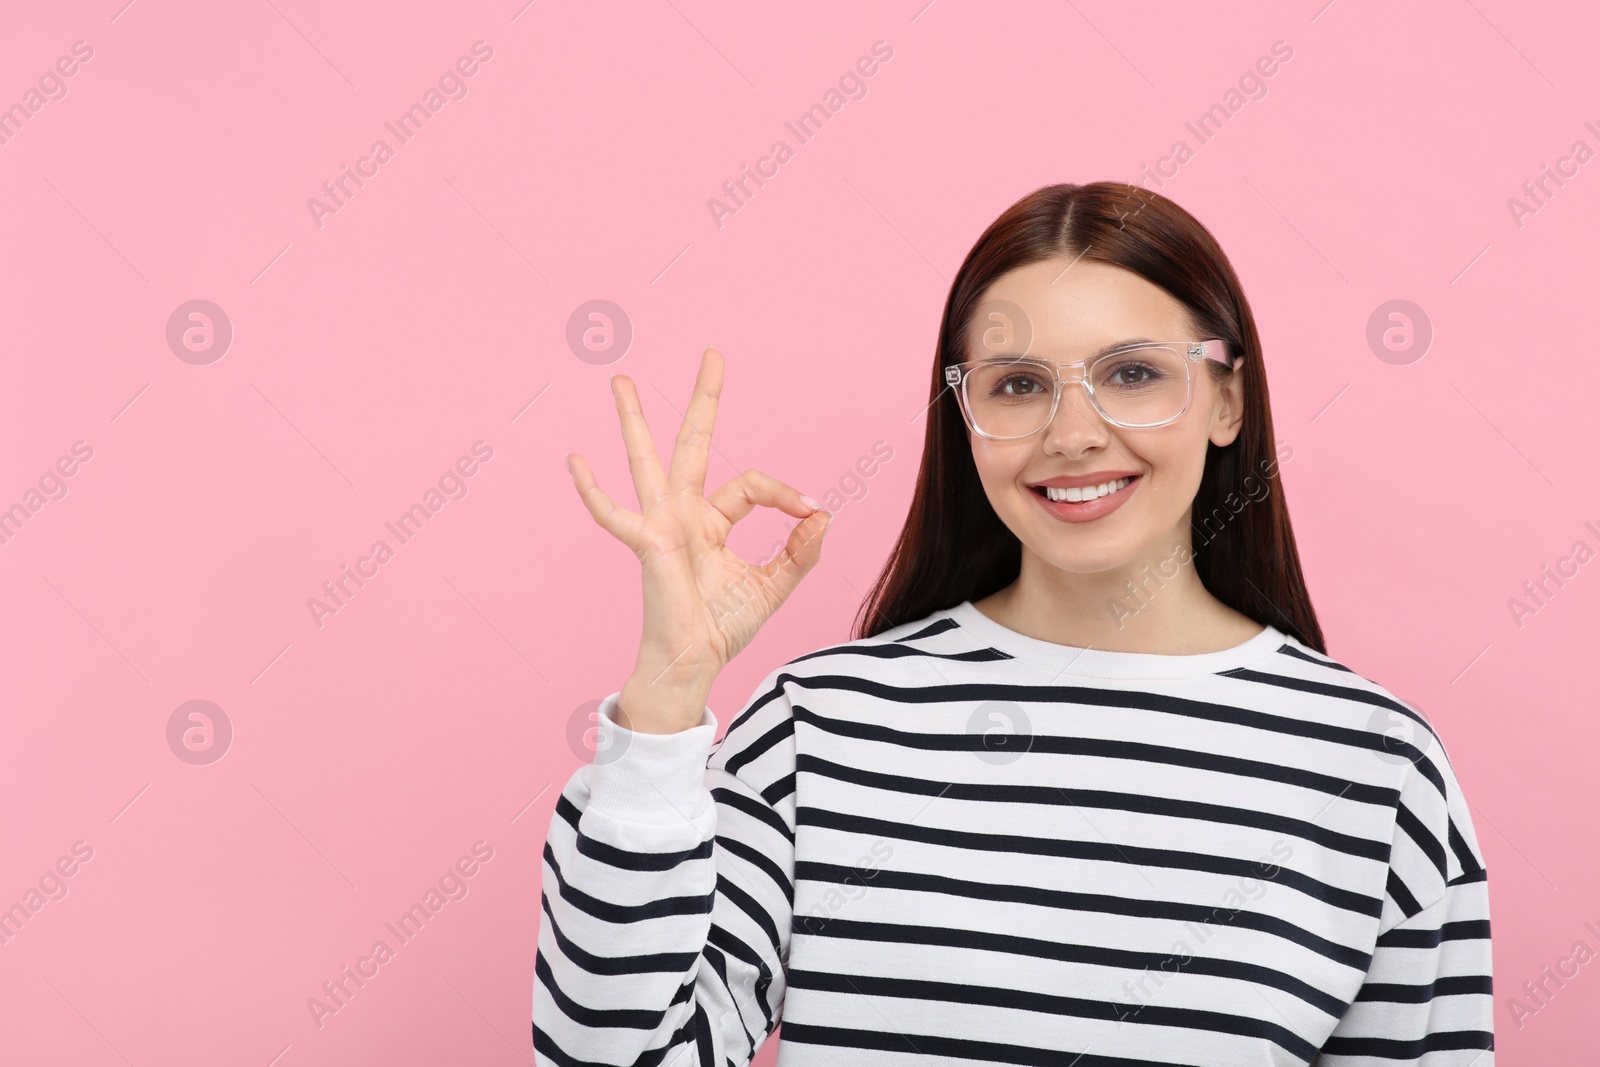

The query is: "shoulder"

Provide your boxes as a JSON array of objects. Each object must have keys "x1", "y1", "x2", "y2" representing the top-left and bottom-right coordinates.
[
  {"x1": 753, "y1": 602, "x2": 995, "y2": 691},
  {"x1": 1244, "y1": 634, "x2": 1488, "y2": 920},
  {"x1": 1228, "y1": 631, "x2": 1451, "y2": 767},
  {"x1": 710, "y1": 604, "x2": 982, "y2": 746}
]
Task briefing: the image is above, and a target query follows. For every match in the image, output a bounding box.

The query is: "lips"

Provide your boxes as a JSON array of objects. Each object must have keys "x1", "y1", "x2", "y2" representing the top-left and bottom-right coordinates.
[{"x1": 1029, "y1": 472, "x2": 1141, "y2": 523}]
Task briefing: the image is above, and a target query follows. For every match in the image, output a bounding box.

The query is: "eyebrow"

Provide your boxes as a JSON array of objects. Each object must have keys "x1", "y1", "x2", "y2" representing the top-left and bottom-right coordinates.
[{"x1": 973, "y1": 337, "x2": 1159, "y2": 361}]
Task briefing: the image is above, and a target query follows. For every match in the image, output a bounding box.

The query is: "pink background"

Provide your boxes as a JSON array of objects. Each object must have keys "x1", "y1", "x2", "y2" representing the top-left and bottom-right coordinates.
[{"x1": 2, "y1": 0, "x2": 1595, "y2": 1063}]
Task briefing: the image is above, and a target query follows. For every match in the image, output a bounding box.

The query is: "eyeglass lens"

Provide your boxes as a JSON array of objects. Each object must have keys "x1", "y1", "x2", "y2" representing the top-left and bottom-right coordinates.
[{"x1": 963, "y1": 345, "x2": 1192, "y2": 435}]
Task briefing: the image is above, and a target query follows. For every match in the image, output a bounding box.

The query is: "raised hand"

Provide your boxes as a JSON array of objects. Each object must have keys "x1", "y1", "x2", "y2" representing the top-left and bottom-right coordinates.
[{"x1": 564, "y1": 347, "x2": 834, "y2": 733}]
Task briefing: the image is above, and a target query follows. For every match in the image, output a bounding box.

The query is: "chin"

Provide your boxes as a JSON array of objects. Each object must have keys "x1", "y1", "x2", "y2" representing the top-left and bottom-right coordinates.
[
  {"x1": 1012, "y1": 511, "x2": 1158, "y2": 570},
  {"x1": 1040, "y1": 547, "x2": 1142, "y2": 576}
]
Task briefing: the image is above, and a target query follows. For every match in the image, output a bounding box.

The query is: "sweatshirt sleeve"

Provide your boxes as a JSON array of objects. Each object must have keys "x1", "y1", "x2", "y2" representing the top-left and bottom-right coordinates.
[
  {"x1": 1314, "y1": 731, "x2": 1495, "y2": 1065},
  {"x1": 532, "y1": 669, "x2": 799, "y2": 1066}
]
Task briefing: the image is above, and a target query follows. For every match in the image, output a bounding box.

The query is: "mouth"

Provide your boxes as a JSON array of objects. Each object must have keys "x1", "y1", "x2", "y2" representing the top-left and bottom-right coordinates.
[{"x1": 1029, "y1": 475, "x2": 1139, "y2": 504}]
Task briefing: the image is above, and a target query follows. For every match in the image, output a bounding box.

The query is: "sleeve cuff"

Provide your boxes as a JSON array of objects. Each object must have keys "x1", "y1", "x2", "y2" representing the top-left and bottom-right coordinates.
[{"x1": 580, "y1": 690, "x2": 719, "y2": 824}]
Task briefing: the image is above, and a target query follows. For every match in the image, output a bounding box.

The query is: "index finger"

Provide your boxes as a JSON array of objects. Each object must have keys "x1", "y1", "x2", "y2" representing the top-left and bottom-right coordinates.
[
  {"x1": 706, "y1": 467, "x2": 817, "y2": 528},
  {"x1": 668, "y1": 346, "x2": 724, "y2": 495}
]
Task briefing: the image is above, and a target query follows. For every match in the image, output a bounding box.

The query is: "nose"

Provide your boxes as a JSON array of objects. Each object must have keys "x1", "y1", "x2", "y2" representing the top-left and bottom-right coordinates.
[{"x1": 1040, "y1": 377, "x2": 1110, "y2": 452}]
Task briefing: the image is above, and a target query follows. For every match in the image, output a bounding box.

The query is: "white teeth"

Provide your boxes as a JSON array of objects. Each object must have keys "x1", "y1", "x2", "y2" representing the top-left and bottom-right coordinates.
[{"x1": 1043, "y1": 477, "x2": 1132, "y2": 502}]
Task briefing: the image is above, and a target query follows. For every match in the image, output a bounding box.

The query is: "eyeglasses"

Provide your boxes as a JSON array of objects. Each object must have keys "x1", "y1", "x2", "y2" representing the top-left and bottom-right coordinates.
[{"x1": 944, "y1": 339, "x2": 1237, "y2": 439}]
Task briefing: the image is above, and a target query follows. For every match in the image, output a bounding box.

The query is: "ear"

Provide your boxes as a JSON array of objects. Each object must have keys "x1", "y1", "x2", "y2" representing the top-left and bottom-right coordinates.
[{"x1": 1208, "y1": 367, "x2": 1246, "y2": 448}]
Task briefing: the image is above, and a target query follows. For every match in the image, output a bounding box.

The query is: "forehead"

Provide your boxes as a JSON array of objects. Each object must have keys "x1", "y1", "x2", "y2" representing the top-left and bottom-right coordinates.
[{"x1": 966, "y1": 258, "x2": 1194, "y2": 357}]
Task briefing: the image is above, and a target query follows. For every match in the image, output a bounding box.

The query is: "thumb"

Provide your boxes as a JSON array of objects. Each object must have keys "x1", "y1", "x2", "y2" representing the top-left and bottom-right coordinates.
[{"x1": 763, "y1": 508, "x2": 833, "y2": 604}]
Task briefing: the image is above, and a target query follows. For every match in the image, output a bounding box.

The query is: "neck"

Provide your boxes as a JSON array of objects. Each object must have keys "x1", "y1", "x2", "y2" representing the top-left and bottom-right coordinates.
[{"x1": 979, "y1": 532, "x2": 1259, "y2": 655}]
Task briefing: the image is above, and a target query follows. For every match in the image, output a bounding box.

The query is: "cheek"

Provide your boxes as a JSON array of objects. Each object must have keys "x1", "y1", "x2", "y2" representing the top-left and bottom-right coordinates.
[
  {"x1": 973, "y1": 440, "x2": 1028, "y2": 473},
  {"x1": 970, "y1": 440, "x2": 1029, "y2": 499},
  {"x1": 1143, "y1": 434, "x2": 1209, "y2": 496}
]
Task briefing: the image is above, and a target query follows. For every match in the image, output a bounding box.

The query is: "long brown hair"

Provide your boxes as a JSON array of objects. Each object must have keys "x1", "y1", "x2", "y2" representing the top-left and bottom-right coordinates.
[{"x1": 850, "y1": 181, "x2": 1326, "y2": 653}]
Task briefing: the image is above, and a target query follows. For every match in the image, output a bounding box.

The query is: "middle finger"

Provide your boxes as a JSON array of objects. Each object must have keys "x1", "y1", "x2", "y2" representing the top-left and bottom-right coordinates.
[
  {"x1": 668, "y1": 346, "x2": 724, "y2": 495},
  {"x1": 611, "y1": 375, "x2": 668, "y2": 508}
]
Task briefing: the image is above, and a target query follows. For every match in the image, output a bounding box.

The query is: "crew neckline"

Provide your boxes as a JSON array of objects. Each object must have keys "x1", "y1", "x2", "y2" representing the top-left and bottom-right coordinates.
[{"x1": 945, "y1": 600, "x2": 1287, "y2": 679}]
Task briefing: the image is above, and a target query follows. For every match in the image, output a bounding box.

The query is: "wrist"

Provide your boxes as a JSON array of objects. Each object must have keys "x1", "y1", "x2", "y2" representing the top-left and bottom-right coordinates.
[{"x1": 618, "y1": 673, "x2": 713, "y2": 734}]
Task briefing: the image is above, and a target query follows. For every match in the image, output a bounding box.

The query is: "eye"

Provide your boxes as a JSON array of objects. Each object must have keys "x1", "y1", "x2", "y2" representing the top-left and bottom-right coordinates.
[
  {"x1": 994, "y1": 372, "x2": 1048, "y2": 396},
  {"x1": 1101, "y1": 360, "x2": 1165, "y2": 388}
]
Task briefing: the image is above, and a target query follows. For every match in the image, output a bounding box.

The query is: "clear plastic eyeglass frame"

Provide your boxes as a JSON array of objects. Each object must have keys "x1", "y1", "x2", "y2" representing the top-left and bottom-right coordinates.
[{"x1": 943, "y1": 339, "x2": 1237, "y2": 439}]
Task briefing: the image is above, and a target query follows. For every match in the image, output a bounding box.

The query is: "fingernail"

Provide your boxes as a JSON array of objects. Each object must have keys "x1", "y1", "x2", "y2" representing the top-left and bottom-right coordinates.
[
  {"x1": 562, "y1": 452, "x2": 572, "y2": 474},
  {"x1": 800, "y1": 494, "x2": 821, "y2": 511}
]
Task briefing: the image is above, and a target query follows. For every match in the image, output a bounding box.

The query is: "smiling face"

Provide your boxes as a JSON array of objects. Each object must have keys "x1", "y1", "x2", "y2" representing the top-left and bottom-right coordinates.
[{"x1": 961, "y1": 256, "x2": 1245, "y2": 578}]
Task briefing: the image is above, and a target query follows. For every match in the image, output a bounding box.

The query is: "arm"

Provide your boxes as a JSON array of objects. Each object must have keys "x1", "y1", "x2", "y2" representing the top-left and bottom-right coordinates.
[
  {"x1": 533, "y1": 671, "x2": 798, "y2": 1066},
  {"x1": 1315, "y1": 738, "x2": 1494, "y2": 1065}
]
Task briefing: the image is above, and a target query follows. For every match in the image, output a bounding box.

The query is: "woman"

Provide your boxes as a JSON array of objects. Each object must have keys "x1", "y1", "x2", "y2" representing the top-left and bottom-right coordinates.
[{"x1": 535, "y1": 182, "x2": 1494, "y2": 1065}]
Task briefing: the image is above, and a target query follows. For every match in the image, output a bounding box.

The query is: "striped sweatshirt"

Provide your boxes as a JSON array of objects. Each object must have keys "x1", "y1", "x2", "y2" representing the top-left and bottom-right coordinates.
[{"x1": 533, "y1": 599, "x2": 1494, "y2": 1065}]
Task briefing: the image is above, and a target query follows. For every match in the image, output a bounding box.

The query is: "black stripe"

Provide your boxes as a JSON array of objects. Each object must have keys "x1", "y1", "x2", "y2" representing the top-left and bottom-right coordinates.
[
  {"x1": 793, "y1": 639, "x2": 1012, "y2": 668},
  {"x1": 533, "y1": 1010, "x2": 691, "y2": 1067},
  {"x1": 533, "y1": 1020, "x2": 676, "y2": 1067},
  {"x1": 718, "y1": 643, "x2": 1019, "y2": 758},
  {"x1": 720, "y1": 715, "x2": 791, "y2": 777},
  {"x1": 715, "y1": 872, "x2": 782, "y2": 960},
  {"x1": 798, "y1": 807, "x2": 1386, "y2": 919},
  {"x1": 534, "y1": 949, "x2": 677, "y2": 1030},
  {"x1": 1223, "y1": 669, "x2": 1446, "y2": 797},
  {"x1": 1355, "y1": 975, "x2": 1494, "y2": 1002},
  {"x1": 573, "y1": 824, "x2": 712, "y2": 872},
  {"x1": 797, "y1": 633, "x2": 1011, "y2": 664},
  {"x1": 895, "y1": 617, "x2": 960, "y2": 642},
  {"x1": 1394, "y1": 802, "x2": 1448, "y2": 879},
  {"x1": 539, "y1": 893, "x2": 698, "y2": 976},
  {"x1": 779, "y1": 1020, "x2": 1263, "y2": 1066},
  {"x1": 1321, "y1": 1029, "x2": 1494, "y2": 1057},
  {"x1": 1276, "y1": 644, "x2": 1355, "y2": 673},
  {"x1": 791, "y1": 705, "x2": 1398, "y2": 808},
  {"x1": 785, "y1": 672, "x2": 1444, "y2": 795},
  {"x1": 699, "y1": 942, "x2": 756, "y2": 1053},
  {"x1": 1375, "y1": 918, "x2": 1491, "y2": 950},
  {"x1": 691, "y1": 1002, "x2": 716, "y2": 1067},
  {"x1": 1222, "y1": 669, "x2": 1429, "y2": 733},
  {"x1": 544, "y1": 841, "x2": 713, "y2": 923},
  {"x1": 711, "y1": 785, "x2": 791, "y2": 841},
  {"x1": 714, "y1": 831, "x2": 792, "y2": 903},
  {"x1": 554, "y1": 793, "x2": 582, "y2": 832},
  {"x1": 706, "y1": 922, "x2": 776, "y2": 1032},
  {"x1": 760, "y1": 771, "x2": 795, "y2": 807},
  {"x1": 797, "y1": 752, "x2": 1389, "y2": 862},
  {"x1": 1449, "y1": 818, "x2": 1484, "y2": 877},
  {"x1": 794, "y1": 861, "x2": 1373, "y2": 969},
  {"x1": 719, "y1": 686, "x2": 793, "y2": 766},
  {"x1": 785, "y1": 969, "x2": 1319, "y2": 1060},
  {"x1": 791, "y1": 915, "x2": 1348, "y2": 1015},
  {"x1": 1387, "y1": 869, "x2": 1424, "y2": 919}
]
